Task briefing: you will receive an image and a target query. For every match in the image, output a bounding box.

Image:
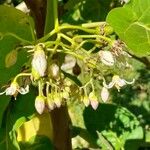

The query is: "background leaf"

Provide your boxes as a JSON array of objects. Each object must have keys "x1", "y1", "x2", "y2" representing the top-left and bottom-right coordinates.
[
  {"x1": 0, "y1": 5, "x2": 34, "y2": 129},
  {"x1": 83, "y1": 104, "x2": 144, "y2": 149}
]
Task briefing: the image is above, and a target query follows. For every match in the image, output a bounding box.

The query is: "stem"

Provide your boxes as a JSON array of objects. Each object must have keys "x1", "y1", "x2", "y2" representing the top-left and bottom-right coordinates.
[
  {"x1": 24, "y1": 0, "x2": 47, "y2": 38},
  {"x1": 73, "y1": 34, "x2": 112, "y2": 44},
  {"x1": 59, "y1": 24, "x2": 97, "y2": 34},
  {"x1": 13, "y1": 73, "x2": 32, "y2": 82}
]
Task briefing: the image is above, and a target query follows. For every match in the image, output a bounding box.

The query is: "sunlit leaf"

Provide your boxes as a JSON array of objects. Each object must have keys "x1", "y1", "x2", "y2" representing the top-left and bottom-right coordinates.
[{"x1": 106, "y1": 0, "x2": 150, "y2": 56}]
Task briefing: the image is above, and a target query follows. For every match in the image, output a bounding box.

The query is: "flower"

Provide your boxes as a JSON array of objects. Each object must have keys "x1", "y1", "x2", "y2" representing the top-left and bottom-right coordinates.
[
  {"x1": 31, "y1": 44, "x2": 47, "y2": 80},
  {"x1": 53, "y1": 93, "x2": 62, "y2": 108},
  {"x1": 48, "y1": 63, "x2": 60, "y2": 79},
  {"x1": 89, "y1": 92, "x2": 99, "y2": 110},
  {"x1": 0, "y1": 82, "x2": 29, "y2": 99},
  {"x1": 82, "y1": 96, "x2": 90, "y2": 107},
  {"x1": 99, "y1": 50, "x2": 115, "y2": 66},
  {"x1": 101, "y1": 87, "x2": 109, "y2": 102},
  {"x1": 35, "y1": 95, "x2": 46, "y2": 114},
  {"x1": 61, "y1": 55, "x2": 76, "y2": 73},
  {"x1": 103, "y1": 75, "x2": 135, "y2": 91},
  {"x1": 46, "y1": 94, "x2": 55, "y2": 111}
]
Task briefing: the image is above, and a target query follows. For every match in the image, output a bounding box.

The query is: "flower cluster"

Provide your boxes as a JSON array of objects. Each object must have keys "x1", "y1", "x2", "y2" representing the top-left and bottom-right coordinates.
[{"x1": 0, "y1": 38, "x2": 135, "y2": 114}]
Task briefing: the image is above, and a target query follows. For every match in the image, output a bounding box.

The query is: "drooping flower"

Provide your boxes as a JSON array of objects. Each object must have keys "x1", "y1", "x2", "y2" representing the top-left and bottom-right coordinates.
[
  {"x1": 89, "y1": 92, "x2": 99, "y2": 110},
  {"x1": 46, "y1": 94, "x2": 55, "y2": 111},
  {"x1": 103, "y1": 75, "x2": 135, "y2": 91},
  {"x1": 53, "y1": 93, "x2": 62, "y2": 108},
  {"x1": 0, "y1": 82, "x2": 29, "y2": 99},
  {"x1": 99, "y1": 50, "x2": 115, "y2": 66},
  {"x1": 82, "y1": 95, "x2": 90, "y2": 107},
  {"x1": 101, "y1": 87, "x2": 109, "y2": 102},
  {"x1": 31, "y1": 43, "x2": 47, "y2": 80},
  {"x1": 35, "y1": 95, "x2": 46, "y2": 114},
  {"x1": 61, "y1": 55, "x2": 76, "y2": 73},
  {"x1": 48, "y1": 63, "x2": 60, "y2": 79}
]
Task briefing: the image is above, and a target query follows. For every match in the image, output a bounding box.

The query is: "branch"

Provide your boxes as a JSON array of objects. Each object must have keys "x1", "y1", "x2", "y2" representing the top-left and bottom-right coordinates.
[{"x1": 23, "y1": 0, "x2": 47, "y2": 38}]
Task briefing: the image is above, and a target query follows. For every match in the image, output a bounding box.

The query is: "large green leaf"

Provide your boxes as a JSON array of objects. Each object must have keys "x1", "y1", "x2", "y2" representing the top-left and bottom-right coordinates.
[
  {"x1": 106, "y1": 0, "x2": 150, "y2": 56},
  {"x1": 83, "y1": 104, "x2": 143, "y2": 149},
  {"x1": 0, "y1": 5, "x2": 34, "y2": 85},
  {"x1": 0, "y1": 5, "x2": 35, "y2": 128}
]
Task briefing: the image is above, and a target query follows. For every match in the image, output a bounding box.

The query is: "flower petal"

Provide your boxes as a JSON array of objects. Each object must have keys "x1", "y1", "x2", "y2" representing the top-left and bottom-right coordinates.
[
  {"x1": 18, "y1": 85, "x2": 29, "y2": 95},
  {"x1": 101, "y1": 87, "x2": 109, "y2": 102}
]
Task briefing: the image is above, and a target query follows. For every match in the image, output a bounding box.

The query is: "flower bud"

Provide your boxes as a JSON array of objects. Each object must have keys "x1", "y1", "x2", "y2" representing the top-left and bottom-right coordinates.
[
  {"x1": 35, "y1": 95, "x2": 45, "y2": 114},
  {"x1": 62, "y1": 91, "x2": 69, "y2": 99},
  {"x1": 83, "y1": 96, "x2": 90, "y2": 107},
  {"x1": 48, "y1": 63, "x2": 60, "y2": 79},
  {"x1": 31, "y1": 44, "x2": 47, "y2": 80},
  {"x1": 99, "y1": 50, "x2": 115, "y2": 66},
  {"x1": 89, "y1": 92, "x2": 99, "y2": 110},
  {"x1": 61, "y1": 55, "x2": 76, "y2": 73},
  {"x1": 54, "y1": 93, "x2": 62, "y2": 108},
  {"x1": 64, "y1": 87, "x2": 70, "y2": 93},
  {"x1": 101, "y1": 87, "x2": 109, "y2": 102},
  {"x1": 47, "y1": 94, "x2": 55, "y2": 111}
]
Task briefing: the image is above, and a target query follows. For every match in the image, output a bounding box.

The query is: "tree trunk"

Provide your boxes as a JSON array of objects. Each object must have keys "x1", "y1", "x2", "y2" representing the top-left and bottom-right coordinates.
[{"x1": 23, "y1": 0, "x2": 72, "y2": 149}]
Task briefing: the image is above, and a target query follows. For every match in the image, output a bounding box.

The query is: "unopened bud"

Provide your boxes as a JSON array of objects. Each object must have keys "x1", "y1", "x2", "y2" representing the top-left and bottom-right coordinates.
[
  {"x1": 35, "y1": 95, "x2": 45, "y2": 114},
  {"x1": 62, "y1": 91, "x2": 69, "y2": 99},
  {"x1": 48, "y1": 63, "x2": 60, "y2": 79},
  {"x1": 64, "y1": 87, "x2": 70, "y2": 93},
  {"x1": 54, "y1": 93, "x2": 62, "y2": 108},
  {"x1": 83, "y1": 96, "x2": 90, "y2": 107},
  {"x1": 99, "y1": 50, "x2": 115, "y2": 66},
  {"x1": 101, "y1": 87, "x2": 109, "y2": 102},
  {"x1": 61, "y1": 55, "x2": 76, "y2": 73},
  {"x1": 89, "y1": 92, "x2": 99, "y2": 110},
  {"x1": 32, "y1": 44, "x2": 47, "y2": 80},
  {"x1": 47, "y1": 94, "x2": 55, "y2": 110}
]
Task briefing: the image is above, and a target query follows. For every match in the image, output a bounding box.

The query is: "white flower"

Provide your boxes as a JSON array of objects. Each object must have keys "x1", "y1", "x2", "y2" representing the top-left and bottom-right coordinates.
[
  {"x1": 101, "y1": 87, "x2": 109, "y2": 102},
  {"x1": 53, "y1": 93, "x2": 62, "y2": 108},
  {"x1": 35, "y1": 95, "x2": 45, "y2": 114},
  {"x1": 103, "y1": 75, "x2": 135, "y2": 91},
  {"x1": 61, "y1": 55, "x2": 76, "y2": 73},
  {"x1": 89, "y1": 92, "x2": 99, "y2": 110},
  {"x1": 48, "y1": 63, "x2": 59, "y2": 79},
  {"x1": 99, "y1": 50, "x2": 115, "y2": 66},
  {"x1": 32, "y1": 44, "x2": 47, "y2": 79},
  {"x1": 0, "y1": 82, "x2": 29, "y2": 99}
]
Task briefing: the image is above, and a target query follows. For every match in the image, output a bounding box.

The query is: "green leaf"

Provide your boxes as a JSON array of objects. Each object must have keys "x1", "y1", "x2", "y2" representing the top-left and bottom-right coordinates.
[
  {"x1": 106, "y1": 0, "x2": 150, "y2": 56},
  {"x1": 0, "y1": 87, "x2": 37, "y2": 150},
  {"x1": 83, "y1": 104, "x2": 144, "y2": 149},
  {"x1": 0, "y1": 5, "x2": 34, "y2": 129},
  {"x1": 62, "y1": 0, "x2": 102, "y2": 24},
  {"x1": 0, "y1": 96, "x2": 10, "y2": 127},
  {"x1": 0, "y1": 5, "x2": 34, "y2": 85}
]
